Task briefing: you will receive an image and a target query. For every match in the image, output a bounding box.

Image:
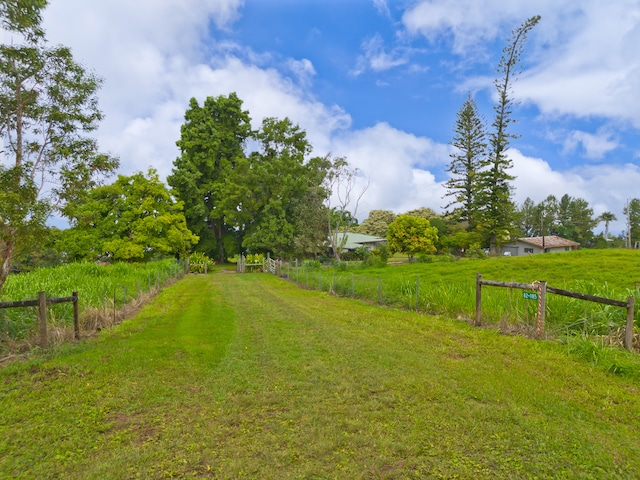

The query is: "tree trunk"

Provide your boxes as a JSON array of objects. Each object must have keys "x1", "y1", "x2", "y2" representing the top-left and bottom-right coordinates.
[
  {"x1": 214, "y1": 220, "x2": 225, "y2": 264},
  {"x1": 489, "y1": 235, "x2": 498, "y2": 256},
  {"x1": 0, "y1": 240, "x2": 15, "y2": 294}
]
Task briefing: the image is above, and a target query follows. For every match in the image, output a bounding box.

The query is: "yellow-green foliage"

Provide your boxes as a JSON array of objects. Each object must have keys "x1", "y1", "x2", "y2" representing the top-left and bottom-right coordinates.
[
  {"x1": 244, "y1": 253, "x2": 265, "y2": 272},
  {"x1": 387, "y1": 215, "x2": 438, "y2": 258},
  {"x1": 188, "y1": 252, "x2": 214, "y2": 273}
]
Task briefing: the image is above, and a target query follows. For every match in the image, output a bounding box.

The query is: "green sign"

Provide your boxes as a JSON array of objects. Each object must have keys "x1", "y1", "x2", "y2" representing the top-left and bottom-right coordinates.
[{"x1": 522, "y1": 291, "x2": 539, "y2": 301}]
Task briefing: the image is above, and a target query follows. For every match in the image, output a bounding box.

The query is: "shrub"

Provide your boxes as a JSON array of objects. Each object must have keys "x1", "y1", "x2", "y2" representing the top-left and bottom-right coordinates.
[
  {"x1": 466, "y1": 243, "x2": 487, "y2": 259},
  {"x1": 303, "y1": 260, "x2": 321, "y2": 269},
  {"x1": 367, "y1": 244, "x2": 390, "y2": 266},
  {"x1": 244, "y1": 253, "x2": 265, "y2": 272},
  {"x1": 189, "y1": 252, "x2": 215, "y2": 273}
]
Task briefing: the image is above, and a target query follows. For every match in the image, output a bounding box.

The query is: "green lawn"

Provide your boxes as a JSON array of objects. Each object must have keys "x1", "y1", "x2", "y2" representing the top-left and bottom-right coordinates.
[{"x1": 2, "y1": 272, "x2": 640, "y2": 478}]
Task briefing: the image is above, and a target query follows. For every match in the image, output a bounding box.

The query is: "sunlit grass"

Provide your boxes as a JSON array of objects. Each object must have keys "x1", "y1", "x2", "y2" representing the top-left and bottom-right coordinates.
[{"x1": 2, "y1": 273, "x2": 640, "y2": 478}]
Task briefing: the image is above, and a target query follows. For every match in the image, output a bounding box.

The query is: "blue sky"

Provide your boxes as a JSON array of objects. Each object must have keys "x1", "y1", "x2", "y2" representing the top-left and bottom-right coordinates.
[{"x1": 38, "y1": 0, "x2": 640, "y2": 236}]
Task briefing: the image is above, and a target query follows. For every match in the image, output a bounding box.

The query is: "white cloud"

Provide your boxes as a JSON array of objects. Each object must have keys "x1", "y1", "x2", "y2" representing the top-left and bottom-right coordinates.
[
  {"x1": 42, "y1": 1, "x2": 243, "y2": 115},
  {"x1": 331, "y1": 123, "x2": 450, "y2": 217},
  {"x1": 509, "y1": 149, "x2": 640, "y2": 235},
  {"x1": 402, "y1": 0, "x2": 553, "y2": 55},
  {"x1": 514, "y1": 1, "x2": 640, "y2": 128},
  {"x1": 352, "y1": 34, "x2": 412, "y2": 76},
  {"x1": 562, "y1": 129, "x2": 619, "y2": 160},
  {"x1": 287, "y1": 58, "x2": 316, "y2": 87},
  {"x1": 373, "y1": 0, "x2": 391, "y2": 18},
  {"x1": 403, "y1": 1, "x2": 640, "y2": 129}
]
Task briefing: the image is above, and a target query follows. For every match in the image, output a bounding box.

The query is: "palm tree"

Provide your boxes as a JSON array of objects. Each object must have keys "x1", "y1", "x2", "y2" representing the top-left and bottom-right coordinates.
[{"x1": 599, "y1": 211, "x2": 617, "y2": 238}]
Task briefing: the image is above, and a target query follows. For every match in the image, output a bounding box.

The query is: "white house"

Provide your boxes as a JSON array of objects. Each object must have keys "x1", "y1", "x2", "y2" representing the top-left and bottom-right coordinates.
[{"x1": 502, "y1": 236, "x2": 580, "y2": 256}]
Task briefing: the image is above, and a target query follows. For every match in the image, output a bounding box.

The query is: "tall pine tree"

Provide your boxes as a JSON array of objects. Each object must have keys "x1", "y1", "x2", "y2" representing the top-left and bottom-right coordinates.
[
  {"x1": 479, "y1": 15, "x2": 540, "y2": 253},
  {"x1": 444, "y1": 93, "x2": 487, "y2": 232}
]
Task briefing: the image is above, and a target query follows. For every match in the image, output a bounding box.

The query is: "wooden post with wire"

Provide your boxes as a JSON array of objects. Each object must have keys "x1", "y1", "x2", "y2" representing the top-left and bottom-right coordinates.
[
  {"x1": 537, "y1": 280, "x2": 547, "y2": 338},
  {"x1": 475, "y1": 273, "x2": 482, "y2": 326},
  {"x1": 38, "y1": 291, "x2": 48, "y2": 348},
  {"x1": 624, "y1": 295, "x2": 635, "y2": 351},
  {"x1": 73, "y1": 291, "x2": 80, "y2": 340}
]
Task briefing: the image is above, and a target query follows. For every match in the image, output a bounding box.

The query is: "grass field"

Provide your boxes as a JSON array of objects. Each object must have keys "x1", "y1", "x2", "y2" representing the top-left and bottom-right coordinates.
[
  {"x1": 0, "y1": 260, "x2": 184, "y2": 342},
  {"x1": 290, "y1": 249, "x2": 640, "y2": 340},
  {"x1": 2, "y1": 272, "x2": 640, "y2": 478}
]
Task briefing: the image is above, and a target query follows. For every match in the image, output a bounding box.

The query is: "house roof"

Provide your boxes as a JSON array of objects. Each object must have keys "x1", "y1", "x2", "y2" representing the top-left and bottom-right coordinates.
[
  {"x1": 334, "y1": 232, "x2": 386, "y2": 250},
  {"x1": 515, "y1": 236, "x2": 580, "y2": 248}
]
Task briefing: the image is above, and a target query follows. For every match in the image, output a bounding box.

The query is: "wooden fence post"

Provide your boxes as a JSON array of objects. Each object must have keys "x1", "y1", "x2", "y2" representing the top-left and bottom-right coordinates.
[
  {"x1": 38, "y1": 291, "x2": 48, "y2": 348},
  {"x1": 624, "y1": 295, "x2": 635, "y2": 351},
  {"x1": 537, "y1": 281, "x2": 547, "y2": 338},
  {"x1": 475, "y1": 273, "x2": 482, "y2": 326},
  {"x1": 351, "y1": 273, "x2": 355, "y2": 297},
  {"x1": 73, "y1": 292, "x2": 80, "y2": 340}
]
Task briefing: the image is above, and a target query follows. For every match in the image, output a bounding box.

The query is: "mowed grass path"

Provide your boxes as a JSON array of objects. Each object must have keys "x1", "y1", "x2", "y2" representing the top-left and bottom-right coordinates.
[{"x1": 2, "y1": 273, "x2": 640, "y2": 479}]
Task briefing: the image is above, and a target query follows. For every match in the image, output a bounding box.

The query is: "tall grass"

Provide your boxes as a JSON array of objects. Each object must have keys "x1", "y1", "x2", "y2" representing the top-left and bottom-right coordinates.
[
  {"x1": 0, "y1": 259, "x2": 184, "y2": 341},
  {"x1": 286, "y1": 249, "x2": 640, "y2": 344}
]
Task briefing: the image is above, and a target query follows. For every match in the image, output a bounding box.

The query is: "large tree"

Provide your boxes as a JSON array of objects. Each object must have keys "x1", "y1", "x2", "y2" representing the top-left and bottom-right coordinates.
[
  {"x1": 386, "y1": 215, "x2": 438, "y2": 262},
  {"x1": 241, "y1": 117, "x2": 321, "y2": 257},
  {"x1": 514, "y1": 197, "x2": 539, "y2": 237},
  {"x1": 0, "y1": 0, "x2": 118, "y2": 291},
  {"x1": 479, "y1": 15, "x2": 540, "y2": 253},
  {"x1": 291, "y1": 182, "x2": 329, "y2": 259},
  {"x1": 624, "y1": 199, "x2": 640, "y2": 248},
  {"x1": 168, "y1": 93, "x2": 251, "y2": 263},
  {"x1": 357, "y1": 209, "x2": 397, "y2": 237},
  {"x1": 555, "y1": 194, "x2": 596, "y2": 246},
  {"x1": 60, "y1": 169, "x2": 198, "y2": 262},
  {"x1": 444, "y1": 93, "x2": 487, "y2": 231}
]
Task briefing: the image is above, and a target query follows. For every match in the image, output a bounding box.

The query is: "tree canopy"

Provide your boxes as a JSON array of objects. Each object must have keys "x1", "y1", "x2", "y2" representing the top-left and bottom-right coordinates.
[
  {"x1": 357, "y1": 210, "x2": 397, "y2": 238},
  {"x1": 514, "y1": 194, "x2": 597, "y2": 247},
  {"x1": 60, "y1": 169, "x2": 198, "y2": 262},
  {"x1": 168, "y1": 93, "x2": 251, "y2": 263},
  {"x1": 169, "y1": 95, "x2": 354, "y2": 260},
  {"x1": 0, "y1": 0, "x2": 118, "y2": 292},
  {"x1": 386, "y1": 215, "x2": 438, "y2": 261},
  {"x1": 444, "y1": 93, "x2": 487, "y2": 231},
  {"x1": 624, "y1": 199, "x2": 640, "y2": 248}
]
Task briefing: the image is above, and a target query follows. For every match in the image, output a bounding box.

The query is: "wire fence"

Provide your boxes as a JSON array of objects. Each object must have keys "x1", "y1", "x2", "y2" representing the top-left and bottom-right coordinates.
[
  {"x1": 272, "y1": 262, "x2": 639, "y2": 350},
  {"x1": 0, "y1": 260, "x2": 187, "y2": 347}
]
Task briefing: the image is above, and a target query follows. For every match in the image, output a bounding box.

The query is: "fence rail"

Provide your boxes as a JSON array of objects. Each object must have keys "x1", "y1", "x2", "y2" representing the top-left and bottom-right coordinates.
[
  {"x1": 0, "y1": 292, "x2": 79, "y2": 348},
  {"x1": 475, "y1": 273, "x2": 635, "y2": 351},
  {"x1": 266, "y1": 263, "x2": 638, "y2": 353}
]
